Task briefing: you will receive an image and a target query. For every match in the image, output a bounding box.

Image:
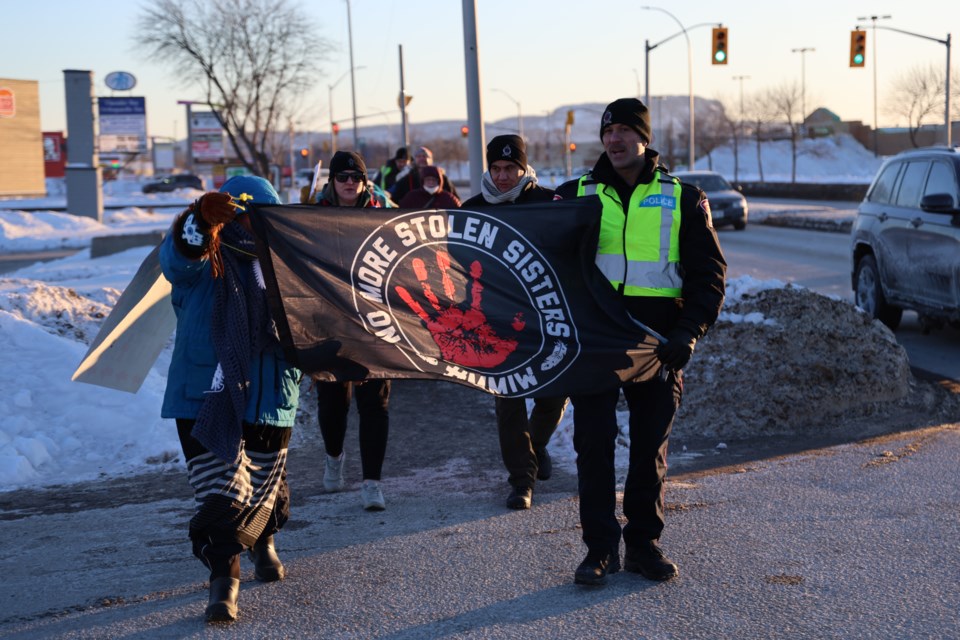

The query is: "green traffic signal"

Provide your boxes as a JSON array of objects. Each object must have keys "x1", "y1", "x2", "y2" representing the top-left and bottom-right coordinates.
[{"x1": 711, "y1": 27, "x2": 728, "y2": 65}]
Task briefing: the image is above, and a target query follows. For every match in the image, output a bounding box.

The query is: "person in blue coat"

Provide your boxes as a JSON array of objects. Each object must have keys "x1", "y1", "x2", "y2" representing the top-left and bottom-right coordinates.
[{"x1": 160, "y1": 175, "x2": 301, "y2": 624}]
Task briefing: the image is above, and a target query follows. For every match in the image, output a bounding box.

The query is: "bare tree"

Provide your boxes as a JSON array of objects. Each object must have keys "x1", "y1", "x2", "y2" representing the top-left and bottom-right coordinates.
[
  {"x1": 768, "y1": 82, "x2": 803, "y2": 183},
  {"x1": 694, "y1": 104, "x2": 732, "y2": 172},
  {"x1": 136, "y1": 0, "x2": 331, "y2": 177},
  {"x1": 744, "y1": 92, "x2": 776, "y2": 183},
  {"x1": 885, "y1": 64, "x2": 957, "y2": 147}
]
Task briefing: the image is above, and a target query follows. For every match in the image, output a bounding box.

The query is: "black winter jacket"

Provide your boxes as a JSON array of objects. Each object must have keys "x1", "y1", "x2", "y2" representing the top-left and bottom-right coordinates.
[{"x1": 554, "y1": 149, "x2": 726, "y2": 339}]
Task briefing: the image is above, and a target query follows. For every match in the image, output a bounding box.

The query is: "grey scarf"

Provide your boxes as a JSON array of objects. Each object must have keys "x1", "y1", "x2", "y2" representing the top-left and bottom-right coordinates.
[{"x1": 478, "y1": 165, "x2": 538, "y2": 204}]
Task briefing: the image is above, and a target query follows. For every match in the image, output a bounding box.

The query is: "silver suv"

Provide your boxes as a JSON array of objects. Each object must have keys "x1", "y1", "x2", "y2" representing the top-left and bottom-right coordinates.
[{"x1": 851, "y1": 146, "x2": 960, "y2": 331}]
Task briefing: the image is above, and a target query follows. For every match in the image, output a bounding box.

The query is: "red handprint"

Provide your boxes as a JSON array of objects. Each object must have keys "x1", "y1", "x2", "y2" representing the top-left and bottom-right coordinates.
[{"x1": 395, "y1": 251, "x2": 525, "y2": 368}]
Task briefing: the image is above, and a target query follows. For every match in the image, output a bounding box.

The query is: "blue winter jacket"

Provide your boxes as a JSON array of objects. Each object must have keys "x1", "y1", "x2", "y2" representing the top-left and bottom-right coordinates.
[{"x1": 159, "y1": 228, "x2": 301, "y2": 426}]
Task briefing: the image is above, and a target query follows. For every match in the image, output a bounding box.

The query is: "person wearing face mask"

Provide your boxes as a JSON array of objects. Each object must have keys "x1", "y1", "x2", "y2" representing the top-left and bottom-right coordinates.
[
  {"x1": 397, "y1": 165, "x2": 461, "y2": 208},
  {"x1": 307, "y1": 150, "x2": 395, "y2": 512},
  {"x1": 390, "y1": 146, "x2": 461, "y2": 203},
  {"x1": 460, "y1": 134, "x2": 567, "y2": 511}
]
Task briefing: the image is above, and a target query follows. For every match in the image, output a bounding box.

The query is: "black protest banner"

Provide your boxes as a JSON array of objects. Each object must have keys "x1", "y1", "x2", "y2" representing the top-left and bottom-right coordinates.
[{"x1": 251, "y1": 197, "x2": 662, "y2": 398}]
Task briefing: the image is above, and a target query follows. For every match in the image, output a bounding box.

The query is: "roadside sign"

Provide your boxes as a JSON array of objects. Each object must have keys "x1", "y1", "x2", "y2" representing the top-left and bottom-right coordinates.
[
  {"x1": 99, "y1": 97, "x2": 147, "y2": 153},
  {"x1": 104, "y1": 71, "x2": 137, "y2": 92},
  {"x1": 0, "y1": 87, "x2": 14, "y2": 118}
]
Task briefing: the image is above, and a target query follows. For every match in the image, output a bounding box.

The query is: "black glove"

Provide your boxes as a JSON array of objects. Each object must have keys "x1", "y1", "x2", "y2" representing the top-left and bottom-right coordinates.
[
  {"x1": 656, "y1": 328, "x2": 698, "y2": 371},
  {"x1": 196, "y1": 192, "x2": 237, "y2": 229}
]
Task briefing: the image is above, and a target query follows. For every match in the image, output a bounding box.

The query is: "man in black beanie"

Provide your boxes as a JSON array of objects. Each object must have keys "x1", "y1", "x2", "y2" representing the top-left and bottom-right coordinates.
[
  {"x1": 553, "y1": 98, "x2": 726, "y2": 586},
  {"x1": 461, "y1": 134, "x2": 567, "y2": 511}
]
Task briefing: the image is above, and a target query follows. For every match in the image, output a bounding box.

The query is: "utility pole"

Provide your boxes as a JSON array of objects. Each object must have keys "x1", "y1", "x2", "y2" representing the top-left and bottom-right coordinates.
[
  {"x1": 461, "y1": 0, "x2": 486, "y2": 192},
  {"x1": 398, "y1": 45, "x2": 410, "y2": 152},
  {"x1": 791, "y1": 48, "x2": 815, "y2": 135},
  {"x1": 732, "y1": 75, "x2": 750, "y2": 183},
  {"x1": 346, "y1": 0, "x2": 359, "y2": 149},
  {"x1": 857, "y1": 14, "x2": 891, "y2": 156}
]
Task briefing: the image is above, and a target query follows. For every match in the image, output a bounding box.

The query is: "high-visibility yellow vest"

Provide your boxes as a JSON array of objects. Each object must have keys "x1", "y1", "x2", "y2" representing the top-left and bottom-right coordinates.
[{"x1": 577, "y1": 173, "x2": 682, "y2": 297}]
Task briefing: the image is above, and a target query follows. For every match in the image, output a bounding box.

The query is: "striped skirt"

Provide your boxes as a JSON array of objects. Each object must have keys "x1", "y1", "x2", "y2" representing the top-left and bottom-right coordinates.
[{"x1": 176, "y1": 420, "x2": 291, "y2": 555}]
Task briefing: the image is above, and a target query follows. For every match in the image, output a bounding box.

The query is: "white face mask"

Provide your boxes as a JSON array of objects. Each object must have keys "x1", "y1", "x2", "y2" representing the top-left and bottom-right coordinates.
[{"x1": 424, "y1": 185, "x2": 440, "y2": 194}]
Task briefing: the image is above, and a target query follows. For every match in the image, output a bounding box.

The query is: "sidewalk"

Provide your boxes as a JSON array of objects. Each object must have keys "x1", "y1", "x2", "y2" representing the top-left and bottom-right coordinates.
[
  {"x1": 750, "y1": 198, "x2": 857, "y2": 233},
  {"x1": 1, "y1": 379, "x2": 957, "y2": 639}
]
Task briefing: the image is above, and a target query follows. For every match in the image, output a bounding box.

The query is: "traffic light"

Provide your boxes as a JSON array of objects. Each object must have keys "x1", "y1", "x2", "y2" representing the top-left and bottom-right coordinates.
[
  {"x1": 568, "y1": 142, "x2": 577, "y2": 152},
  {"x1": 461, "y1": 125, "x2": 469, "y2": 138},
  {"x1": 332, "y1": 122, "x2": 340, "y2": 135},
  {"x1": 849, "y1": 30, "x2": 866, "y2": 67},
  {"x1": 299, "y1": 148, "x2": 309, "y2": 158},
  {"x1": 711, "y1": 27, "x2": 728, "y2": 65}
]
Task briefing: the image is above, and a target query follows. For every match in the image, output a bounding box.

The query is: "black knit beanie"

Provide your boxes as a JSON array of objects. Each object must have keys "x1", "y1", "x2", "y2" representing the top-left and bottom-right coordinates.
[
  {"x1": 486, "y1": 134, "x2": 527, "y2": 171},
  {"x1": 599, "y1": 98, "x2": 652, "y2": 143},
  {"x1": 329, "y1": 150, "x2": 367, "y2": 176}
]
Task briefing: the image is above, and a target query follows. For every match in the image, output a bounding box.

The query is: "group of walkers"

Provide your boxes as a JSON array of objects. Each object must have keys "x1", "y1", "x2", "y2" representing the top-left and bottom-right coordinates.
[{"x1": 158, "y1": 97, "x2": 726, "y2": 623}]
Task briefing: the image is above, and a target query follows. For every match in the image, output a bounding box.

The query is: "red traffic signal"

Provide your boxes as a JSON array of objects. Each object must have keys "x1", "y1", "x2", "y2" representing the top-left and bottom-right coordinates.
[
  {"x1": 332, "y1": 122, "x2": 340, "y2": 134},
  {"x1": 299, "y1": 148, "x2": 309, "y2": 158},
  {"x1": 461, "y1": 125, "x2": 469, "y2": 138},
  {"x1": 568, "y1": 142, "x2": 577, "y2": 152}
]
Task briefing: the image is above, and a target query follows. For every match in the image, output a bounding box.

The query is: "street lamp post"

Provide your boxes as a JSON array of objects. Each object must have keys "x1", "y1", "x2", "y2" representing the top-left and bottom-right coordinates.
[
  {"x1": 642, "y1": 6, "x2": 699, "y2": 170},
  {"x1": 857, "y1": 14, "x2": 892, "y2": 156},
  {"x1": 492, "y1": 88, "x2": 523, "y2": 139},
  {"x1": 345, "y1": 0, "x2": 360, "y2": 149},
  {"x1": 329, "y1": 67, "x2": 364, "y2": 154},
  {"x1": 791, "y1": 47, "x2": 815, "y2": 135}
]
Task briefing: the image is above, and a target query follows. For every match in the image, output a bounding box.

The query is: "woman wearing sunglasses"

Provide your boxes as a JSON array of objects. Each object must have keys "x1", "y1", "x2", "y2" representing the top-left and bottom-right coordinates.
[{"x1": 308, "y1": 150, "x2": 394, "y2": 511}]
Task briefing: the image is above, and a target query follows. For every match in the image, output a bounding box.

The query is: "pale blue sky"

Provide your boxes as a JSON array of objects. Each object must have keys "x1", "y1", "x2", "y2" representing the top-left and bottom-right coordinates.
[{"x1": 3, "y1": 0, "x2": 958, "y2": 139}]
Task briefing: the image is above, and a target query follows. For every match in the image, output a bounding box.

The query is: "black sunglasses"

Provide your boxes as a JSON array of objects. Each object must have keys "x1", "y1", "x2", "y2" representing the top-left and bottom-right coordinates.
[{"x1": 335, "y1": 172, "x2": 365, "y2": 184}]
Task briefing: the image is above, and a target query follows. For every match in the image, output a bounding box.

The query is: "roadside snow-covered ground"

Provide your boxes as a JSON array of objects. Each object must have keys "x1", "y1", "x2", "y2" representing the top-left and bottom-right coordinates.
[{"x1": 0, "y1": 140, "x2": 897, "y2": 491}]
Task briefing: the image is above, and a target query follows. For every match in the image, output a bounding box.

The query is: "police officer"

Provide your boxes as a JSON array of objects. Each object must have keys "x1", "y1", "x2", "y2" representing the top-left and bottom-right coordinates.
[{"x1": 554, "y1": 98, "x2": 726, "y2": 586}]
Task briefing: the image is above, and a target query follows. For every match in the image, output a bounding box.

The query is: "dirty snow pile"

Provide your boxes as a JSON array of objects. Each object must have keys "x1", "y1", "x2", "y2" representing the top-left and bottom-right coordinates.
[{"x1": 675, "y1": 278, "x2": 958, "y2": 440}]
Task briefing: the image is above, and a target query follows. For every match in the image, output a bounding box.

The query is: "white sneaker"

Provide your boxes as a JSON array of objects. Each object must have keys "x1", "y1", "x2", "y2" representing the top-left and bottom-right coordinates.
[
  {"x1": 324, "y1": 453, "x2": 345, "y2": 492},
  {"x1": 360, "y1": 479, "x2": 386, "y2": 511}
]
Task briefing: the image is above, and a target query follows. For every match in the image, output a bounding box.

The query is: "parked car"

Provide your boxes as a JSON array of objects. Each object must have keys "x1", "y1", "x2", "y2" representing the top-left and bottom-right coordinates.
[
  {"x1": 142, "y1": 173, "x2": 203, "y2": 193},
  {"x1": 851, "y1": 146, "x2": 960, "y2": 331},
  {"x1": 673, "y1": 170, "x2": 748, "y2": 230}
]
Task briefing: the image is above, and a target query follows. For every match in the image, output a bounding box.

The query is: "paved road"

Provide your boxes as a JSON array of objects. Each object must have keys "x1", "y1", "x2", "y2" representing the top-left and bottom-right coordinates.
[
  {"x1": 0, "y1": 249, "x2": 79, "y2": 274},
  {"x1": 0, "y1": 378, "x2": 957, "y2": 639}
]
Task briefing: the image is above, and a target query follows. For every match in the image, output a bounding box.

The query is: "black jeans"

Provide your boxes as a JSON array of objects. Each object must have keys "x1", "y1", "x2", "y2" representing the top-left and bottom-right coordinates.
[
  {"x1": 317, "y1": 380, "x2": 391, "y2": 481},
  {"x1": 495, "y1": 395, "x2": 567, "y2": 489},
  {"x1": 571, "y1": 371, "x2": 682, "y2": 555}
]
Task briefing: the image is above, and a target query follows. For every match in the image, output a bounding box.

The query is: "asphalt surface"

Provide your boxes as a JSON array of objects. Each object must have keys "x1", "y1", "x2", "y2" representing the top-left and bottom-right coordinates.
[
  {"x1": 1, "y1": 199, "x2": 958, "y2": 638},
  {"x1": 0, "y1": 378, "x2": 957, "y2": 639}
]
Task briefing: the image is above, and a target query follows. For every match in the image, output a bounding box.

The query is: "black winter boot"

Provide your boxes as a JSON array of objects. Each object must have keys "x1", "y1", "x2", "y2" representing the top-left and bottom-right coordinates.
[
  {"x1": 624, "y1": 540, "x2": 679, "y2": 581},
  {"x1": 574, "y1": 550, "x2": 621, "y2": 586},
  {"x1": 248, "y1": 535, "x2": 285, "y2": 582},
  {"x1": 205, "y1": 577, "x2": 239, "y2": 623},
  {"x1": 535, "y1": 446, "x2": 552, "y2": 481}
]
